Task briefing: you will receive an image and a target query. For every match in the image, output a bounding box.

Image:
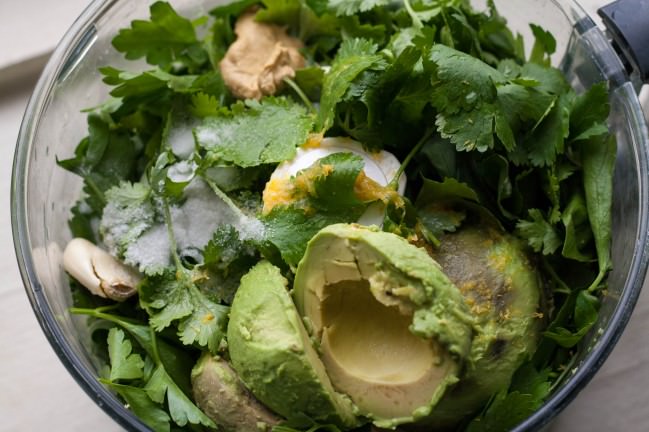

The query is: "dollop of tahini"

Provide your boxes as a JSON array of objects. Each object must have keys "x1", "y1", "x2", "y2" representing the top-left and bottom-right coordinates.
[
  {"x1": 293, "y1": 224, "x2": 475, "y2": 427},
  {"x1": 220, "y1": 10, "x2": 305, "y2": 100}
]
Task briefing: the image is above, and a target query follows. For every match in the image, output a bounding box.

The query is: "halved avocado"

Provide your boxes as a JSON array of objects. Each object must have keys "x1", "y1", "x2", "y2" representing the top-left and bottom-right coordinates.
[
  {"x1": 423, "y1": 224, "x2": 544, "y2": 429},
  {"x1": 293, "y1": 224, "x2": 474, "y2": 428},
  {"x1": 227, "y1": 261, "x2": 359, "y2": 428},
  {"x1": 191, "y1": 354, "x2": 281, "y2": 432}
]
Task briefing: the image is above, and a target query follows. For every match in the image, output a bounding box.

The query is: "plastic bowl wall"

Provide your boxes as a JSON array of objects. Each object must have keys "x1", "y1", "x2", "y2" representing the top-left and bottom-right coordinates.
[{"x1": 11, "y1": 0, "x2": 649, "y2": 431}]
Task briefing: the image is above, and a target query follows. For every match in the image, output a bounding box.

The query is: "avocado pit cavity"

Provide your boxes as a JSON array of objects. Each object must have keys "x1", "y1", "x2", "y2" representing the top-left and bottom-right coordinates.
[{"x1": 320, "y1": 279, "x2": 457, "y2": 419}]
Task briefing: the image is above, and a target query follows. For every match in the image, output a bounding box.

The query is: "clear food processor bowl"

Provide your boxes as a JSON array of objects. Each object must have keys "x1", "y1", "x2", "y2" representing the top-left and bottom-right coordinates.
[{"x1": 11, "y1": 0, "x2": 649, "y2": 431}]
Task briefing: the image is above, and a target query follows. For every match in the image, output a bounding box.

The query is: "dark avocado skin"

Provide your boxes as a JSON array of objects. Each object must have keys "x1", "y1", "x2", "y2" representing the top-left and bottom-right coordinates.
[
  {"x1": 420, "y1": 224, "x2": 544, "y2": 430},
  {"x1": 191, "y1": 354, "x2": 280, "y2": 432}
]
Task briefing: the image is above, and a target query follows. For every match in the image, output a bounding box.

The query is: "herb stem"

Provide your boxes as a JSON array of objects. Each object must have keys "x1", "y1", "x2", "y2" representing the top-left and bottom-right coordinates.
[
  {"x1": 403, "y1": 0, "x2": 423, "y2": 29},
  {"x1": 161, "y1": 196, "x2": 184, "y2": 271},
  {"x1": 587, "y1": 269, "x2": 607, "y2": 293},
  {"x1": 548, "y1": 353, "x2": 578, "y2": 394},
  {"x1": 85, "y1": 177, "x2": 106, "y2": 206},
  {"x1": 388, "y1": 128, "x2": 433, "y2": 191},
  {"x1": 204, "y1": 177, "x2": 248, "y2": 221},
  {"x1": 283, "y1": 77, "x2": 315, "y2": 114},
  {"x1": 542, "y1": 257, "x2": 571, "y2": 295}
]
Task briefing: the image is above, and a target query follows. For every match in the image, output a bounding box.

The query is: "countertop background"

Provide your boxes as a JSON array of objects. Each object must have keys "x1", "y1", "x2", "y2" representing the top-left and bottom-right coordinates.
[{"x1": 1, "y1": 1, "x2": 648, "y2": 431}]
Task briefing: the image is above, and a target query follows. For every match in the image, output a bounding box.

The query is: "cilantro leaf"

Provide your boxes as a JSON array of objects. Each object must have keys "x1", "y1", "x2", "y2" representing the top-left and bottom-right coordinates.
[
  {"x1": 529, "y1": 23, "x2": 556, "y2": 66},
  {"x1": 200, "y1": 225, "x2": 259, "y2": 304},
  {"x1": 466, "y1": 364, "x2": 551, "y2": 432},
  {"x1": 107, "y1": 328, "x2": 145, "y2": 381},
  {"x1": 112, "y1": 1, "x2": 208, "y2": 72},
  {"x1": 146, "y1": 365, "x2": 215, "y2": 428},
  {"x1": 415, "y1": 177, "x2": 480, "y2": 237},
  {"x1": 101, "y1": 67, "x2": 199, "y2": 98},
  {"x1": 521, "y1": 93, "x2": 571, "y2": 167},
  {"x1": 304, "y1": 153, "x2": 366, "y2": 211},
  {"x1": 328, "y1": 0, "x2": 391, "y2": 16},
  {"x1": 416, "y1": 177, "x2": 479, "y2": 204},
  {"x1": 426, "y1": 44, "x2": 505, "y2": 152},
  {"x1": 100, "y1": 182, "x2": 156, "y2": 256},
  {"x1": 337, "y1": 46, "x2": 422, "y2": 148},
  {"x1": 516, "y1": 208, "x2": 561, "y2": 255},
  {"x1": 561, "y1": 193, "x2": 594, "y2": 262},
  {"x1": 263, "y1": 153, "x2": 369, "y2": 266},
  {"x1": 196, "y1": 97, "x2": 314, "y2": 167},
  {"x1": 139, "y1": 270, "x2": 229, "y2": 354},
  {"x1": 317, "y1": 38, "x2": 385, "y2": 132},
  {"x1": 465, "y1": 391, "x2": 537, "y2": 432},
  {"x1": 569, "y1": 82, "x2": 610, "y2": 142},
  {"x1": 256, "y1": 0, "x2": 303, "y2": 28},
  {"x1": 103, "y1": 382, "x2": 171, "y2": 432},
  {"x1": 210, "y1": 0, "x2": 260, "y2": 18},
  {"x1": 58, "y1": 114, "x2": 140, "y2": 213},
  {"x1": 544, "y1": 290, "x2": 599, "y2": 347},
  {"x1": 263, "y1": 208, "x2": 347, "y2": 267}
]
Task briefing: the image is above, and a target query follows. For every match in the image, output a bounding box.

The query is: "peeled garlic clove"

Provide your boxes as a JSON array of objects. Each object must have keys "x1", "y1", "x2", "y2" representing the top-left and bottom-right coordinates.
[{"x1": 63, "y1": 238, "x2": 141, "y2": 301}]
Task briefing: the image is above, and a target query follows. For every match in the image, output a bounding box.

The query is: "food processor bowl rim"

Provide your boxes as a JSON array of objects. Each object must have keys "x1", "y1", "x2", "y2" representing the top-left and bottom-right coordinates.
[
  {"x1": 11, "y1": 0, "x2": 150, "y2": 430},
  {"x1": 10, "y1": 1, "x2": 649, "y2": 431}
]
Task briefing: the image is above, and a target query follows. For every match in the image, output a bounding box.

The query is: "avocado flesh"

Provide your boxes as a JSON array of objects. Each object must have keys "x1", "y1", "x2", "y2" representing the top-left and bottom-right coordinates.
[
  {"x1": 293, "y1": 224, "x2": 474, "y2": 427},
  {"x1": 227, "y1": 261, "x2": 359, "y2": 428},
  {"x1": 423, "y1": 225, "x2": 543, "y2": 428},
  {"x1": 191, "y1": 354, "x2": 280, "y2": 432},
  {"x1": 320, "y1": 280, "x2": 458, "y2": 421}
]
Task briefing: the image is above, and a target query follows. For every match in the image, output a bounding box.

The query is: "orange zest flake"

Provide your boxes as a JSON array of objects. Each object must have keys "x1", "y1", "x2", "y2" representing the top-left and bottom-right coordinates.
[
  {"x1": 262, "y1": 177, "x2": 296, "y2": 214},
  {"x1": 354, "y1": 170, "x2": 404, "y2": 207},
  {"x1": 302, "y1": 133, "x2": 324, "y2": 149}
]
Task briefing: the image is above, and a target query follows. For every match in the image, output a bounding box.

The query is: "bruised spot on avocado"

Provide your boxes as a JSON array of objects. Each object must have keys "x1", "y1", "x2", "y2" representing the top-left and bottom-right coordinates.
[{"x1": 488, "y1": 338, "x2": 508, "y2": 359}]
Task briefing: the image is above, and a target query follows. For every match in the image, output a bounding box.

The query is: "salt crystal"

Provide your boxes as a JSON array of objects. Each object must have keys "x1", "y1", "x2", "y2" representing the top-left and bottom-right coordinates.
[
  {"x1": 167, "y1": 160, "x2": 197, "y2": 183},
  {"x1": 124, "y1": 224, "x2": 171, "y2": 273},
  {"x1": 171, "y1": 180, "x2": 232, "y2": 251},
  {"x1": 168, "y1": 120, "x2": 198, "y2": 159}
]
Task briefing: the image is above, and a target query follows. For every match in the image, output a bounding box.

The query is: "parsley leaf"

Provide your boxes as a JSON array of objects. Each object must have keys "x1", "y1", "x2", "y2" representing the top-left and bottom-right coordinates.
[
  {"x1": 112, "y1": 1, "x2": 208, "y2": 72},
  {"x1": 196, "y1": 97, "x2": 314, "y2": 167},
  {"x1": 107, "y1": 328, "x2": 145, "y2": 381},
  {"x1": 102, "y1": 382, "x2": 171, "y2": 432},
  {"x1": 145, "y1": 364, "x2": 215, "y2": 428}
]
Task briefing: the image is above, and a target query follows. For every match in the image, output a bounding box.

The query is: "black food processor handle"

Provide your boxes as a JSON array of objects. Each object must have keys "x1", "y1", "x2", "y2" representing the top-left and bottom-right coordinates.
[{"x1": 598, "y1": 0, "x2": 649, "y2": 84}]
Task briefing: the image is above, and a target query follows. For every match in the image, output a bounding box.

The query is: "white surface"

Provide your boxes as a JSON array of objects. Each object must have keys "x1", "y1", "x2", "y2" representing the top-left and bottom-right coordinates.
[
  {"x1": 0, "y1": 0, "x2": 91, "y2": 70},
  {"x1": 1, "y1": 1, "x2": 649, "y2": 432},
  {"x1": 0, "y1": 82, "x2": 120, "y2": 431}
]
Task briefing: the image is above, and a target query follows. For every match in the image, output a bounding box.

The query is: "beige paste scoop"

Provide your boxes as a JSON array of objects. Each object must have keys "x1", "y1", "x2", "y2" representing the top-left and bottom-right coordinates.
[{"x1": 220, "y1": 10, "x2": 305, "y2": 100}]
